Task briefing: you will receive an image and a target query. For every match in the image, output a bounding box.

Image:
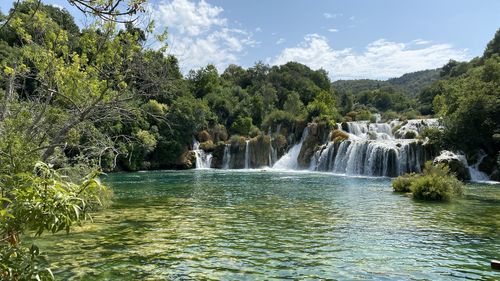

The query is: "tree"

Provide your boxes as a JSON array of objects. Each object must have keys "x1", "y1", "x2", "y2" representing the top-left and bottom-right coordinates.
[
  {"x1": 484, "y1": 28, "x2": 500, "y2": 59},
  {"x1": 188, "y1": 64, "x2": 219, "y2": 99},
  {"x1": 0, "y1": 2, "x2": 160, "y2": 278},
  {"x1": 283, "y1": 91, "x2": 304, "y2": 114}
]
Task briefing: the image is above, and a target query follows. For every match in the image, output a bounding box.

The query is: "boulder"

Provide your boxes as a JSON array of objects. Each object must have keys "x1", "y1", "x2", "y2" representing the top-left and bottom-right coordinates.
[
  {"x1": 433, "y1": 150, "x2": 471, "y2": 181},
  {"x1": 297, "y1": 123, "x2": 330, "y2": 168},
  {"x1": 330, "y1": 129, "x2": 349, "y2": 142},
  {"x1": 176, "y1": 150, "x2": 196, "y2": 169},
  {"x1": 199, "y1": 140, "x2": 216, "y2": 152},
  {"x1": 197, "y1": 130, "x2": 212, "y2": 142}
]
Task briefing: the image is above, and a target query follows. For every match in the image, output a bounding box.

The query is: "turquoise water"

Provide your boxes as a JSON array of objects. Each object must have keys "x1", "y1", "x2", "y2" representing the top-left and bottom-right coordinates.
[{"x1": 35, "y1": 170, "x2": 500, "y2": 280}]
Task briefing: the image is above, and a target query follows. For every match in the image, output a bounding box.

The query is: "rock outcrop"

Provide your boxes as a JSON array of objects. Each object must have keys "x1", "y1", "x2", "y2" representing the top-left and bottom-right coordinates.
[{"x1": 433, "y1": 150, "x2": 471, "y2": 181}]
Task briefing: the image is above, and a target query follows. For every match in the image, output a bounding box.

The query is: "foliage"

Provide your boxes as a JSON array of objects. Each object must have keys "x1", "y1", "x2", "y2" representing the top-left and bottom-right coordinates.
[
  {"x1": 391, "y1": 173, "x2": 416, "y2": 192},
  {"x1": 1, "y1": 163, "x2": 109, "y2": 278},
  {"x1": 230, "y1": 116, "x2": 253, "y2": 136},
  {"x1": 392, "y1": 162, "x2": 464, "y2": 201}
]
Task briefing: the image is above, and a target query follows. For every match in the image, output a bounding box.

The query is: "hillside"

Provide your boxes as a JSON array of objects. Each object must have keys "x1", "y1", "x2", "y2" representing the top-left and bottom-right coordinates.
[{"x1": 333, "y1": 68, "x2": 441, "y2": 97}]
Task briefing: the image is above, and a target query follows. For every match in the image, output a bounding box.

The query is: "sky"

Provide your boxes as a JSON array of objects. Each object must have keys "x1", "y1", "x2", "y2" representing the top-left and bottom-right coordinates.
[{"x1": 2, "y1": 0, "x2": 500, "y2": 80}]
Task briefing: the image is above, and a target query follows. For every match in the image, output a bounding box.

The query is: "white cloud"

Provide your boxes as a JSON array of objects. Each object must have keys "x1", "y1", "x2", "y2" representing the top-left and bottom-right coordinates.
[
  {"x1": 349, "y1": 16, "x2": 355, "y2": 21},
  {"x1": 272, "y1": 34, "x2": 468, "y2": 80},
  {"x1": 255, "y1": 27, "x2": 262, "y2": 32},
  {"x1": 328, "y1": 28, "x2": 339, "y2": 33},
  {"x1": 323, "y1": 12, "x2": 342, "y2": 19},
  {"x1": 276, "y1": 38, "x2": 286, "y2": 45},
  {"x1": 153, "y1": 0, "x2": 256, "y2": 72},
  {"x1": 413, "y1": 39, "x2": 432, "y2": 45}
]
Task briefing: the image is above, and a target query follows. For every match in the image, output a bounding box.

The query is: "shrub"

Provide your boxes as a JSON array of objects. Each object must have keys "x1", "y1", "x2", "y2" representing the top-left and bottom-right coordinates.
[
  {"x1": 230, "y1": 116, "x2": 253, "y2": 136},
  {"x1": 391, "y1": 161, "x2": 464, "y2": 201},
  {"x1": 249, "y1": 126, "x2": 261, "y2": 138},
  {"x1": 410, "y1": 174, "x2": 463, "y2": 201},
  {"x1": 383, "y1": 110, "x2": 399, "y2": 121},
  {"x1": 262, "y1": 110, "x2": 296, "y2": 130},
  {"x1": 404, "y1": 131, "x2": 417, "y2": 139},
  {"x1": 403, "y1": 109, "x2": 419, "y2": 120},
  {"x1": 392, "y1": 173, "x2": 416, "y2": 192},
  {"x1": 356, "y1": 110, "x2": 371, "y2": 121}
]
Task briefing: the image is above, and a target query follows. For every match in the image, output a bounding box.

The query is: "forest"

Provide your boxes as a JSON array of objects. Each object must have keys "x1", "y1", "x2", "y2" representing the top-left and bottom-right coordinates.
[
  {"x1": 0, "y1": 0, "x2": 499, "y2": 279},
  {"x1": 2, "y1": 2, "x2": 499, "y2": 174}
]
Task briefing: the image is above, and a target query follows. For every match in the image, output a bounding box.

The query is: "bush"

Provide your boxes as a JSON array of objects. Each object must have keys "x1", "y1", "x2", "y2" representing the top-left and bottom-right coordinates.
[
  {"x1": 249, "y1": 126, "x2": 261, "y2": 138},
  {"x1": 392, "y1": 161, "x2": 464, "y2": 201},
  {"x1": 410, "y1": 174, "x2": 463, "y2": 201},
  {"x1": 403, "y1": 109, "x2": 419, "y2": 120},
  {"x1": 356, "y1": 110, "x2": 371, "y2": 121},
  {"x1": 404, "y1": 131, "x2": 417, "y2": 139},
  {"x1": 383, "y1": 110, "x2": 399, "y2": 121},
  {"x1": 262, "y1": 110, "x2": 296, "y2": 131},
  {"x1": 392, "y1": 173, "x2": 416, "y2": 192},
  {"x1": 230, "y1": 116, "x2": 253, "y2": 136}
]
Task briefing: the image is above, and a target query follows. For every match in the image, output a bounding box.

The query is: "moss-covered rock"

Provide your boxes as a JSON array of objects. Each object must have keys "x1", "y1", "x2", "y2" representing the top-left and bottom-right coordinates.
[
  {"x1": 199, "y1": 140, "x2": 216, "y2": 152},
  {"x1": 273, "y1": 134, "x2": 288, "y2": 159},
  {"x1": 228, "y1": 136, "x2": 247, "y2": 168},
  {"x1": 249, "y1": 135, "x2": 272, "y2": 168},
  {"x1": 176, "y1": 150, "x2": 196, "y2": 169},
  {"x1": 197, "y1": 130, "x2": 211, "y2": 142},
  {"x1": 208, "y1": 124, "x2": 228, "y2": 142},
  {"x1": 210, "y1": 142, "x2": 226, "y2": 169},
  {"x1": 297, "y1": 123, "x2": 331, "y2": 168},
  {"x1": 330, "y1": 129, "x2": 349, "y2": 142}
]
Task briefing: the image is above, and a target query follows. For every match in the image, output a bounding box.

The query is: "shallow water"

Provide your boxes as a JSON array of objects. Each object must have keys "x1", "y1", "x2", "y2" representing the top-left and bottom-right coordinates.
[{"x1": 34, "y1": 170, "x2": 500, "y2": 280}]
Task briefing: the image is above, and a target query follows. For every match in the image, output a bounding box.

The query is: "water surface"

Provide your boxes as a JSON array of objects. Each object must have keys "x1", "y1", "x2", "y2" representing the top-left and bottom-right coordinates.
[{"x1": 35, "y1": 170, "x2": 500, "y2": 280}]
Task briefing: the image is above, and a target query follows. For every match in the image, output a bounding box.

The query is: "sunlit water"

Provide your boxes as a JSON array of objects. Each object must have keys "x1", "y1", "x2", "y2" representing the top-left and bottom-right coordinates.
[{"x1": 33, "y1": 170, "x2": 500, "y2": 280}]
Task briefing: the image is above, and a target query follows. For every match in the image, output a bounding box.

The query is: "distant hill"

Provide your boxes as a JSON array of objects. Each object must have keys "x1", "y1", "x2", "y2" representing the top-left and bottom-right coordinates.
[{"x1": 333, "y1": 69, "x2": 441, "y2": 97}]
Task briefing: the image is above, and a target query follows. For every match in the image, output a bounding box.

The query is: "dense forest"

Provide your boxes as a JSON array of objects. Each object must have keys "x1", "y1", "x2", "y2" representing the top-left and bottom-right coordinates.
[
  {"x1": 0, "y1": 2, "x2": 499, "y2": 174},
  {"x1": 0, "y1": 0, "x2": 499, "y2": 278}
]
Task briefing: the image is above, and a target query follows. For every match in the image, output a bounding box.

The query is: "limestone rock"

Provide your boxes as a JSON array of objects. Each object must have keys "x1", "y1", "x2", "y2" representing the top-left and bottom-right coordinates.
[{"x1": 433, "y1": 150, "x2": 471, "y2": 181}]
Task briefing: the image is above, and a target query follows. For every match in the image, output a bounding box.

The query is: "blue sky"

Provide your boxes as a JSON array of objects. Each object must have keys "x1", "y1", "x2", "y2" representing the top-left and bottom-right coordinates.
[{"x1": 2, "y1": 0, "x2": 500, "y2": 80}]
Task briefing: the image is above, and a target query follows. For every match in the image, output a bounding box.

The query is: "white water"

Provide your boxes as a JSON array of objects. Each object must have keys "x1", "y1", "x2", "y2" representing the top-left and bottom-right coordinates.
[
  {"x1": 272, "y1": 128, "x2": 309, "y2": 170},
  {"x1": 222, "y1": 144, "x2": 231, "y2": 169},
  {"x1": 307, "y1": 120, "x2": 437, "y2": 177},
  {"x1": 468, "y1": 151, "x2": 489, "y2": 182},
  {"x1": 244, "y1": 140, "x2": 250, "y2": 169},
  {"x1": 193, "y1": 140, "x2": 212, "y2": 169},
  {"x1": 198, "y1": 118, "x2": 492, "y2": 180}
]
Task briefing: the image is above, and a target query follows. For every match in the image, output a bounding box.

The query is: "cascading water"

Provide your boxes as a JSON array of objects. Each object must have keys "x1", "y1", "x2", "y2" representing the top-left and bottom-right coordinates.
[
  {"x1": 244, "y1": 140, "x2": 250, "y2": 169},
  {"x1": 194, "y1": 118, "x2": 493, "y2": 180},
  {"x1": 193, "y1": 140, "x2": 212, "y2": 169},
  {"x1": 269, "y1": 143, "x2": 278, "y2": 167},
  {"x1": 222, "y1": 144, "x2": 231, "y2": 169},
  {"x1": 468, "y1": 151, "x2": 489, "y2": 182},
  {"x1": 307, "y1": 120, "x2": 436, "y2": 177},
  {"x1": 272, "y1": 127, "x2": 309, "y2": 170}
]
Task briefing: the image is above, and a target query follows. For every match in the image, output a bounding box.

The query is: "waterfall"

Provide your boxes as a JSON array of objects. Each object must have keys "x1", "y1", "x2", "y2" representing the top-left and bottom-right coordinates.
[
  {"x1": 244, "y1": 140, "x2": 250, "y2": 169},
  {"x1": 193, "y1": 140, "x2": 212, "y2": 169},
  {"x1": 222, "y1": 144, "x2": 231, "y2": 169},
  {"x1": 305, "y1": 119, "x2": 440, "y2": 177},
  {"x1": 468, "y1": 151, "x2": 489, "y2": 182},
  {"x1": 207, "y1": 118, "x2": 454, "y2": 178},
  {"x1": 272, "y1": 127, "x2": 309, "y2": 170}
]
